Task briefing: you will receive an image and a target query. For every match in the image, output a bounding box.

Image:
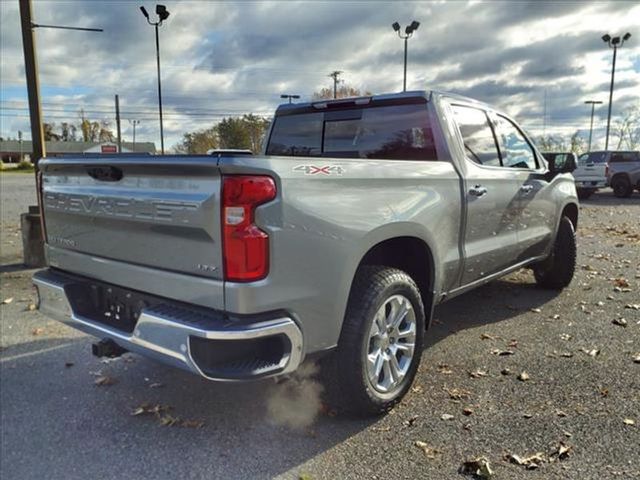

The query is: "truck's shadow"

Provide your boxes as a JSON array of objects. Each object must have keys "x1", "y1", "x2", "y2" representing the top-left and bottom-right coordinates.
[{"x1": 1, "y1": 275, "x2": 559, "y2": 479}]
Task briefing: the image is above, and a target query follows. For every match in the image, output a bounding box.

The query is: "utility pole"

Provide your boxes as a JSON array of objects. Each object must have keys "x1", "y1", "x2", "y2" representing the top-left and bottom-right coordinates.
[
  {"x1": 115, "y1": 94, "x2": 122, "y2": 153},
  {"x1": 19, "y1": 0, "x2": 45, "y2": 169},
  {"x1": 129, "y1": 119, "x2": 141, "y2": 150},
  {"x1": 18, "y1": 131, "x2": 24, "y2": 162},
  {"x1": 543, "y1": 89, "x2": 547, "y2": 137},
  {"x1": 328, "y1": 71, "x2": 342, "y2": 99},
  {"x1": 584, "y1": 100, "x2": 603, "y2": 152}
]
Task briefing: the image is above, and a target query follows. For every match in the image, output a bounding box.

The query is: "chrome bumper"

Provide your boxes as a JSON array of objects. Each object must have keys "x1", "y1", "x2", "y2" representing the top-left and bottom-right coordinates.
[{"x1": 33, "y1": 270, "x2": 303, "y2": 381}]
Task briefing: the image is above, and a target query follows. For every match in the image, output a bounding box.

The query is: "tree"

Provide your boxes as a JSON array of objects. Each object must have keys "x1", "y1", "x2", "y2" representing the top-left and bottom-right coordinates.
[
  {"x1": 241, "y1": 114, "x2": 271, "y2": 153},
  {"x1": 43, "y1": 123, "x2": 61, "y2": 141},
  {"x1": 536, "y1": 135, "x2": 566, "y2": 152},
  {"x1": 612, "y1": 106, "x2": 640, "y2": 150},
  {"x1": 175, "y1": 127, "x2": 218, "y2": 154},
  {"x1": 312, "y1": 84, "x2": 371, "y2": 100},
  {"x1": 569, "y1": 131, "x2": 586, "y2": 155},
  {"x1": 217, "y1": 117, "x2": 252, "y2": 150}
]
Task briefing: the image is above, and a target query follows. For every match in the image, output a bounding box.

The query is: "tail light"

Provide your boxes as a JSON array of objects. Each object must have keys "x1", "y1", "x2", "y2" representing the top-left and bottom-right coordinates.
[{"x1": 222, "y1": 175, "x2": 276, "y2": 282}]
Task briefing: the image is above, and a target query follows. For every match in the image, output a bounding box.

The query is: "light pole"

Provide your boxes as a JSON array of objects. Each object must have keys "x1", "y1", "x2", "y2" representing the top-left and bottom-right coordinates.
[
  {"x1": 328, "y1": 71, "x2": 343, "y2": 99},
  {"x1": 392, "y1": 20, "x2": 419, "y2": 92},
  {"x1": 140, "y1": 4, "x2": 170, "y2": 154},
  {"x1": 584, "y1": 100, "x2": 603, "y2": 152},
  {"x1": 602, "y1": 32, "x2": 631, "y2": 151},
  {"x1": 280, "y1": 94, "x2": 300, "y2": 104},
  {"x1": 129, "y1": 119, "x2": 141, "y2": 150}
]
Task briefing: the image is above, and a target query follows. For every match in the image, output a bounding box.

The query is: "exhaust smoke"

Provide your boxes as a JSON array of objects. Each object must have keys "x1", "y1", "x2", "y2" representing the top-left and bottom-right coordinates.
[{"x1": 266, "y1": 362, "x2": 324, "y2": 430}]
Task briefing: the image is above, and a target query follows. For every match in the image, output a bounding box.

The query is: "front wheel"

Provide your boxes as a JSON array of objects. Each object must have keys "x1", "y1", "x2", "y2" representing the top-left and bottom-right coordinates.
[
  {"x1": 322, "y1": 266, "x2": 425, "y2": 416},
  {"x1": 534, "y1": 217, "x2": 576, "y2": 290},
  {"x1": 612, "y1": 176, "x2": 633, "y2": 198}
]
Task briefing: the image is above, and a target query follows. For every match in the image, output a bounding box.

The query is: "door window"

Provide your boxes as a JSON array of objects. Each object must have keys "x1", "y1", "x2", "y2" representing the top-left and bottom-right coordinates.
[
  {"x1": 494, "y1": 115, "x2": 538, "y2": 169},
  {"x1": 450, "y1": 105, "x2": 501, "y2": 167}
]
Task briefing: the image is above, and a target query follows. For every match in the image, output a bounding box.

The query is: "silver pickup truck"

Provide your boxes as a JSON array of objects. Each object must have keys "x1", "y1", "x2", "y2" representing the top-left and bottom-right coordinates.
[{"x1": 34, "y1": 91, "x2": 579, "y2": 415}]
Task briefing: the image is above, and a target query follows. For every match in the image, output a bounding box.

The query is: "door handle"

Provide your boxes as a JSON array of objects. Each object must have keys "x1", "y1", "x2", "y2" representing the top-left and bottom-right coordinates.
[
  {"x1": 469, "y1": 185, "x2": 487, "y2": 197},
  {"x1": 520, "y1": 184, "x2": 534, "y2": 194}
]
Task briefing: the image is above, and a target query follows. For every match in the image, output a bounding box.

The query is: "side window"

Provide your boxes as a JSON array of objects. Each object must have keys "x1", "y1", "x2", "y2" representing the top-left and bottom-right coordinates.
[
  {"x1": 266, "y1": 113, "x2": 323, "y2": 156},
  {"x1": 494, "y1": 115, "x2": 538, "y2": 169},
  {"x1": 578, "y1": 153, "x2": 588, "y2": 165},
  {"x1": 450, "y1": 105, "x2": 501, "y2": 167}
]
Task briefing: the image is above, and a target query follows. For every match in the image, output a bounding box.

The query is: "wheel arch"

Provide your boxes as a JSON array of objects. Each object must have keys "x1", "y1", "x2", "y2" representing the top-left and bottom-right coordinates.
[{"x1": 349, "y1": 235, "x2": 437, "y2": 330}]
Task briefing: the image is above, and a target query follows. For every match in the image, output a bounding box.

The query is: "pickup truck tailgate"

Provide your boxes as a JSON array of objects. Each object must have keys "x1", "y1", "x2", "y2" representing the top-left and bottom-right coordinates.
[{"x1": 40, "y1": 156, "x2": 224, "y2": 281}]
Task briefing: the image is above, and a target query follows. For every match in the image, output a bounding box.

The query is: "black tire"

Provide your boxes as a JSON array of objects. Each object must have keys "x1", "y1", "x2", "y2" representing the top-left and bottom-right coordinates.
[
  {"x1": 611, "y1": 176, "x2": 633, "y2": 198},
  {"x1": 577, "y1": 188, "x2": 594, "y2": 200},
  {"x1": 534, "y1": 217, "x2": 576, "y2": 290},
  {"x1": 322, "y1": 266, "x2": 425, "y2": 416}
]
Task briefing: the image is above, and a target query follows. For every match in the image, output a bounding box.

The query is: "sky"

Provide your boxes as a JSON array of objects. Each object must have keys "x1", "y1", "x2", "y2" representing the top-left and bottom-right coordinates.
[{"x1": 1, "y1": 0, "x2": 639, "y2": 151}]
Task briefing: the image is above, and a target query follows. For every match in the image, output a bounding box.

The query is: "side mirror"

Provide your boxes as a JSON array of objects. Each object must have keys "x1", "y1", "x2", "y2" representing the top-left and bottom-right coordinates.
[{"x1": 549, "y1": 153, "x2": 576, "y2": 174}]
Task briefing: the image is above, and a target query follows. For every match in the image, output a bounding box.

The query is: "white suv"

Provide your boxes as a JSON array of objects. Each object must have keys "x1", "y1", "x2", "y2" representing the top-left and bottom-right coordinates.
[{"x1": 574, "y1": 151, "x2": 608, "y2": 199}]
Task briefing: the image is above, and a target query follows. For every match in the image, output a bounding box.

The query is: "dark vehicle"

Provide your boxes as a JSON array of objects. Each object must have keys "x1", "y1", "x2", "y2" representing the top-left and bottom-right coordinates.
[{"x1": 606, "y1": 151, "x2": 640, "y2": 198}]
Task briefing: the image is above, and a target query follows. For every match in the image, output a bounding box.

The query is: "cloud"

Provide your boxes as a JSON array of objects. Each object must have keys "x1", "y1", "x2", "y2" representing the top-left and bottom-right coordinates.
[{"x1": 1, "y1": 0, "x2": 638, "y2": 150}]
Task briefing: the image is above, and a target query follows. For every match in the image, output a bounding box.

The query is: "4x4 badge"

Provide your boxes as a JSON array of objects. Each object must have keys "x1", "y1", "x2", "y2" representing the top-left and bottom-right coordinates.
[{"x1": 293, "y1": 165, "x2": 344, "y2": 176}]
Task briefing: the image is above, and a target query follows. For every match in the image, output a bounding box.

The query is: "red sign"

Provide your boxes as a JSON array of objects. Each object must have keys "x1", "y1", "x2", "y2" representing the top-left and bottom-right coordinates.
[{"x1": 101, "y1": 145, "x2": 117, "y2": 153}]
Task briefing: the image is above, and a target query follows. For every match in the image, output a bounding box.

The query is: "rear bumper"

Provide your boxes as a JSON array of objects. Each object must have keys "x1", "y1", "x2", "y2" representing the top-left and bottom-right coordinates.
[
  {"x1": 33, "y1": 269, "x2": 303, "y2": 381},
  {"x1": 575, "y1": 179, "x2": 606, "y2": 189}
]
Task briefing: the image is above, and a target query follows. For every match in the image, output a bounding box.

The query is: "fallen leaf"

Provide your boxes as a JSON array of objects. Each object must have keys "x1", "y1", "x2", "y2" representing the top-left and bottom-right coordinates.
[
  {"x1": 94, "y1": 375, "x2": 116, "y2": 386},
  {"x1": 480, "y1": 333, "x2": 497, "y2": 340},
  {"x1": 550, "y1": 443, "x2": 573, "y2": 461},
  {"x1": 509, "y1": 452, "x2": 545, "y2": 470},
  {"x1": 403, "y1": 415, "x2": 419, "y2": 427},
  {"x1": 517, "y1": 371, "x2": 530, "y2": 382},
  {"x1": 149, "y1": 382, "x2": 164, "y2": 389},
  {"x1": 501, "y1": 368, "x2": 512, "y2": 376},
  {"x1": 490, "y1": 349, "x2": 515, "y2": 356},
  {"x1": 445, "y1": 387, "x2": 471, "y2": 400},
  {"x1": 181, "y1": 419, "x2": 205, "y2": 428},
  {"x1": 441, "y1": 413, "x2": 455, "y2": 421},
  {"x1": 437, "y1": 363, "x2": 453, "y2": 375},
  {"x1": 31, "y1": 328, "x2": 44, "y2": 336},
  {"x1": 414, "y1": 441, "x2": 440, "y2": 459},
  {"x1": 612, "y1": 318, "x2": 627, "y2": 327},
  {"x1": 625, "y1": 304, "x2": 640, "y2": 310},
  {"x1": 26, "y1": 304, "x2": 37, "y2": 311},
  {"x1": 551, "y1": 314, "x2": 561, "y2": 320},
  {"x1": 556, "y1": 410, "x2": 567, "y2": 417},
  {"x1": 523, "y1": 413, "x2": 533, "y2": 419},
  {"x1": 614, "y1": 278, "x2": 630, "y2": 288},
  {"x1": 560, "y1": 352, "x2": 574, "y2": 358},
  {"x1": 633, "y1": 353, "x2": 640, "y2": 364},
  {"x1": 463, "y1": 407, "x2": 474, "y2": 416},
  {"x1": 130, "y1": 403, "x2": 169, "y2": 416},
  {"x1": 623, "y1": 418, "x2": 635, "y2": 426},
  {"x1": 580, "y1": 348, "x2": 601, "y2": 357},
  {"x1": 560, "y1": 333, "x2": 572, "y2": 341},
  {"x1": 469, "y1": 369, "x2": 488, "y2": 378},
  {"x1": 159, "y1": 414, "x2": 179, "y2": 426},
  {"x1": 507, "y1": 339, "x2": 518, "y2": 348},
  {"x1": 1, "y1": 297, "x2": 14, "y2": 305},
  {"x1": 459, "y1": 457, "x2": 493, "y2": 479},
  {"x1": 411, "y1": 385, "x2": 424, "y2": 394},
  {"x1": 530, "y1": 308, "x2": 542, "y2": 313}
]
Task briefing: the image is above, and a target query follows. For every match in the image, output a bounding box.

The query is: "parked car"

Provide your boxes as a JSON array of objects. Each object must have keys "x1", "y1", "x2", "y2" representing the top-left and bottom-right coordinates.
[
  {"x1": 573, "y1": 151, "x2": 609, "y2": 199},
  {"x1": 606, "y1": 150, "x2": 640, "y2": 197},
  {"x1": 33, "y1": 90, "x2": 579, "y2": 415}
]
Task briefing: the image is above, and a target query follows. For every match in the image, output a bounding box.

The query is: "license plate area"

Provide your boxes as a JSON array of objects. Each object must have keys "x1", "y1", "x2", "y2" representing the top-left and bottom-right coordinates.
[{"x1": 65, "y1": 281, "x2": 162, "y2": 333}]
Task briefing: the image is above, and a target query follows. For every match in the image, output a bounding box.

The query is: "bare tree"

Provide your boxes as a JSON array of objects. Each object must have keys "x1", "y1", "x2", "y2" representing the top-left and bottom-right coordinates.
[{"x1": 612, "y1": 106, "x2": 640, "y2": 150}]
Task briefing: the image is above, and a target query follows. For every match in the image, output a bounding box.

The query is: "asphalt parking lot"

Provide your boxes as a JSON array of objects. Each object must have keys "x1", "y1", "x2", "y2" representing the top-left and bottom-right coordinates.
[{"x1": 1, "y1": 172, "x2": 639, "y2": 479}]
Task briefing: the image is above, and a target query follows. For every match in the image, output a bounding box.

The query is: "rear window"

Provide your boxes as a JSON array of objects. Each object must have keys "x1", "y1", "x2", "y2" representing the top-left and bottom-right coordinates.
[
  {"x1": 579, "y1": 152, "x2": 607, "y2": 164},
  {"x1": 266, "y1": 104, "x2": 437, "y2": 160},
  {"x1": 609, "y1": 152, "x2": 640, "y2": 163}
]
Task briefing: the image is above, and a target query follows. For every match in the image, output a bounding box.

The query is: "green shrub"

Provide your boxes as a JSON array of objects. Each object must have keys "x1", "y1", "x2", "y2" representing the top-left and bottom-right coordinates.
[{"x1": 16, "y1": 160, "x2": 34, "y2": 171}]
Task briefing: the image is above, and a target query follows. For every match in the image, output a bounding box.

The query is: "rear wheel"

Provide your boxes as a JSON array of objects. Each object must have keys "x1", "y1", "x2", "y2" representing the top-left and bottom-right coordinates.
[
  {"x1": 534, "y1": 217, "x2": 576, "y2": 290},
  {"x1": 611, "y1": 176, "x2": 633, "y2": 198},
  {"x1": 322, "y1": 266, "x2": 425, "y2": 416}
]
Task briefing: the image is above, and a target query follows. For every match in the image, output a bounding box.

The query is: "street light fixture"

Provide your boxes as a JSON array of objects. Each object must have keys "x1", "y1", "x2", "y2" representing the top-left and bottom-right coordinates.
[
  {"x1": 140, "y1": 4, "x2": 170, "y2": 154},
  {"x1": 392, "y1": 20, "x2": 420, "y2": 92},
  {"x1": 584, "y1": 100, "x2": 603, "y2": 152},
  {"x1": 280, "y1": 94, "x2": 300, "y2": 104},
  {"x1": 602, "y1": 32, "x2": 631, "y2": 150}
]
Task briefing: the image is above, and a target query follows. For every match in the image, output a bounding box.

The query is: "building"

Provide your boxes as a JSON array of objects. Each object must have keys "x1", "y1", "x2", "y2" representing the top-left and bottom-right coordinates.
[{"x1": 0, "y1": 140, "x2": 156, "y2": 163}]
